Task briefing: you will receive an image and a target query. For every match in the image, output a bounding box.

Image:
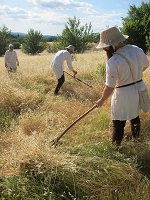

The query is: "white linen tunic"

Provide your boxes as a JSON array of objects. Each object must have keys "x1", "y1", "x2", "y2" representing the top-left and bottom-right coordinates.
[
  {"x1": 50, "y1": 50, "x2": 73, "y2": 79},
  {"x1": 106, "y1": 45, "x2": 149, "y2": 120},
  {"x1": 5, "y1": 50, "x2": 19, "y2": 70}
]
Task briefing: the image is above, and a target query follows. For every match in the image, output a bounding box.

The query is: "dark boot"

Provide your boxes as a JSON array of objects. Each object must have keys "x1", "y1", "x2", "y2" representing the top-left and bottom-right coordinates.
[
  {"x1": 112, "y1": 120, "x2": 126, "y2": 146},
  {"x1": 130, "y1": 116, "x2": 140, "y2": 140}
]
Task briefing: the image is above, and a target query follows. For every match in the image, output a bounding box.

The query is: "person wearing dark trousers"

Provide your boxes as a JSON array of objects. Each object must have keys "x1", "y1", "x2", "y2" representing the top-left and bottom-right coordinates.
[
  {"x1": 95, "y1": 27, "x2": 149, "y2": 146},
  {"x1": 112, "y1": 116, "x2": 140, "y2": 145},
  {"x1": 50, "y1": 45, "x2": 77, "y2": 95},
  {"x1": 54, "y1": 74, "x2": 65, "y2": 95}
]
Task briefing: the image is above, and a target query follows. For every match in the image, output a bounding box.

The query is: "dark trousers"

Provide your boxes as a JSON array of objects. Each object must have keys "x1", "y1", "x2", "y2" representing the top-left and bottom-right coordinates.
[
  {"x1": 112, "y1": 116, "x2": 140, "y2": 145},
  {"x1": 54, "y1": 74, "x2": 65, "y2": 95}
]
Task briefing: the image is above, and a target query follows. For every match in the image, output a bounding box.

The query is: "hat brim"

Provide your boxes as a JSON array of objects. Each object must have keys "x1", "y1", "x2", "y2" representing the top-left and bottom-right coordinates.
[
  {"x1": 96, "y1": 34, "x2": 129, "y2": 49},
  {"x1": 65, "y1": 47, "x2": 74, "y2": 53},
  {"x1": 96, "y1": 43, "x2": 110, "y2": 49}
]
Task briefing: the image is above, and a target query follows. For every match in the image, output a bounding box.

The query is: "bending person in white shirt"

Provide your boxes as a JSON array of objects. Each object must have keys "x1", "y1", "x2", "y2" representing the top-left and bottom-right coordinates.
[
  {"x1": 5, "y1": 44, "x2": 19, "y2": 73},
  {"x1": 51, "y1": 45, "x2": 77, "y2": 95}
]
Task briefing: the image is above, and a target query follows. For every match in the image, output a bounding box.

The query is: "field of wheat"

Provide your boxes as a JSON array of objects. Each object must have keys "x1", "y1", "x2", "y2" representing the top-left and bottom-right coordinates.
[{"x1": 0, "y1": 49, "x2": 150, "y2": 199}]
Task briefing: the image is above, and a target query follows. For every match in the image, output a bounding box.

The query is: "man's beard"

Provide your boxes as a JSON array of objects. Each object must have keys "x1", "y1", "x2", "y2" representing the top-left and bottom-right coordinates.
[{"x1": 105, "y1": 46, "x2": 116, "y2": 60}]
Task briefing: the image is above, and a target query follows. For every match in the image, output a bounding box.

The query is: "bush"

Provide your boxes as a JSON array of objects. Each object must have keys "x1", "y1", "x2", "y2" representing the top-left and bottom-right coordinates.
[
  {"x1": 12, "y1": 42, "x2": 21, "y2": 49},
  {"x1": 0, "y1": 26, "x2": 11, "y2": 56},
  {"x1": 21, "y1": 29, "x2": 47, "y2": 55}
]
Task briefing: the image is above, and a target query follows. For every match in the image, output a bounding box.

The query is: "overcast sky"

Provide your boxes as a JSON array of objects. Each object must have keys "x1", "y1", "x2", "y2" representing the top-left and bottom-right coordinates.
[{"x1": 0, "y1": 0, "x2": 148, "y2": 35}]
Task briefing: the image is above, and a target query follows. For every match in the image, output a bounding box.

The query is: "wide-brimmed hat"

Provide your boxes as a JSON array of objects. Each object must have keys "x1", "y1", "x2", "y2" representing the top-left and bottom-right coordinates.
[
  {"x1": 65, "y1": 45, "x2": 75, "y2": 52},
  {"x1": 96, "y1": 27, "x2": 129, "y2": 49}
]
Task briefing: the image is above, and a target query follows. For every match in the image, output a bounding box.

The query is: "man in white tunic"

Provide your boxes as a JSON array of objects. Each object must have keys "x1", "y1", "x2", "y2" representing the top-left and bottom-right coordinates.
[
  {"x1": 51, "y1": 45, "x2": 77, "y2": 95},
  {"x1": 96, "y1": 27, "x2": 149, "y2": 145},
  {"x1": 5, "y1": 44, "x2": 19, "y2": 72}
]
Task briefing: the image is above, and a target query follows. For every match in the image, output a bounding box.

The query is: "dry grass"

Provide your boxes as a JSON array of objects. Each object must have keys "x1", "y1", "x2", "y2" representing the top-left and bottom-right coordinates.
[
  {"x1": 0, "y1": 49, "x2": 150, "y2": 199},
  {"x1": 0, "y1": 49, "x2": 149, "y2": 171},
  {"x1": 0, "y1": 49, "x2": 106, "y2": 176}
]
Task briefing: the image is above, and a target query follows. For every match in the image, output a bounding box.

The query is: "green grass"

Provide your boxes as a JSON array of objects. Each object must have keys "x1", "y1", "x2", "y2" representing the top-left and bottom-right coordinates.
[{"x1": 1, "y1": 140, "x2": 150, "y2": 199}]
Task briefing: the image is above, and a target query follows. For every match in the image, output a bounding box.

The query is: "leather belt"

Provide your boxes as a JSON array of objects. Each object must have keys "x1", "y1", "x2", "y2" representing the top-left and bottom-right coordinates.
[{"x1": 116, "y1": 79, "x2": 142, "y2": 88}]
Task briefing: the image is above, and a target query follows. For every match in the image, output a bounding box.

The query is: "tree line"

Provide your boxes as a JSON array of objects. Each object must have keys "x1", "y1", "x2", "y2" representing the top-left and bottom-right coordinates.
[{"x1": 0, "y1": 1, "x2": 149, "y2": 56}]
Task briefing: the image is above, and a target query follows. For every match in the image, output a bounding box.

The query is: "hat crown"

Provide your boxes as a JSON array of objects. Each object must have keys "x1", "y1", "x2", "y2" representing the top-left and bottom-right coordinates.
[
  {"x1": 66, "y1": 45, "x2": 74, "y2": 52},
  {"x1": 9, "y1": 44, "x2": 14, "y2": 48},
  {"x1": 97, "y1": 26, "x2": 128, "y2": 49},
  {"x1": 101, "y1": 27, "x2": 121, "y2": 44}
]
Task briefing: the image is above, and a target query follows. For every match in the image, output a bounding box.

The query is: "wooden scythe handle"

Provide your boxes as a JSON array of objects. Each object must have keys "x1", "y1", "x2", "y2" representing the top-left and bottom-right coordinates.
[
  {"x1": 64, "y1": 71, "x2": 93, "y2": 88},
  {"x1": 51, "y1": 104, "x2": 97, "y2": 147}
]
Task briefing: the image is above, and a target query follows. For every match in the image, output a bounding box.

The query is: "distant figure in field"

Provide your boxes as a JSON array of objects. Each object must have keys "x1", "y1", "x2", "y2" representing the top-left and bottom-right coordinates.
[
  {"x1": 4, "y1": 44, "x2": 19, "y2": 73},
  {"x1": 50, "y1": 45, "x2": 77, "y2": 95},
  {"x1": 96, "y1": 26, "x2": 149, "y2": 146}
]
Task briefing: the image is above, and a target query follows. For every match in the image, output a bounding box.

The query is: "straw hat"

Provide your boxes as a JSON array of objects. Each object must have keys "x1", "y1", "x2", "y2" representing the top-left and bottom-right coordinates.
[
  {"x1": 96, "y1": 27, "x2": 129, "y2": 49},
  {"x1": 65, "y1": 45, "x2": 75, "y2": 52}
]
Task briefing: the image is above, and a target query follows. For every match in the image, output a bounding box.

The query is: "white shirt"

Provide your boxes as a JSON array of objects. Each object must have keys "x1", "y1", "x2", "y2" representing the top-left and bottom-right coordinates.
[
  {"x1": 5, "y1": 50, "x2": 19, "y2": 69},
  {"x1": 106, "y1": 45, "x2": 149, "y2": 120},
  {"x1": 50, "y1": 50, "x2": 73, "y2": 79}
]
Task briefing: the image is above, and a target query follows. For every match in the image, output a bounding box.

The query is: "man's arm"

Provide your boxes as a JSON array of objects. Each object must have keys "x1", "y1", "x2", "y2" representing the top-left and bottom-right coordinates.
[
  {"x1": 66, "y1": 54, "x2": 77, "y2": 76},
  {"x1": 96, "y1": 86, "x2": 114, "y2": 107}
]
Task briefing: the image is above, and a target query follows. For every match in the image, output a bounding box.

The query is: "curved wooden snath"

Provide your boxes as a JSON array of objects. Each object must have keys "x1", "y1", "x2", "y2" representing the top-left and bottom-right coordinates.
[
  {"x1": 64, "y1": 71, "x2": 93, "y2": 88},
  {"x1": 51, "y1": 104, "x2": 97, "y2": 147}
]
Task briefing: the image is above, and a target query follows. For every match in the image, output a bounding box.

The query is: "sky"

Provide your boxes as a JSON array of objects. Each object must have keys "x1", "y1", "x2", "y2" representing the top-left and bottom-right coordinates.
[{"x1": 0, "y1": 0, "x2": 149, "y2": 36}]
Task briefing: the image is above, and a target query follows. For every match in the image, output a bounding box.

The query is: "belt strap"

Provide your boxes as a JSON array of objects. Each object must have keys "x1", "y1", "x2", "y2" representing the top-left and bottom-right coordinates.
[{"x1": 116, "y1": 79, "x2": 142, "y2": 88}]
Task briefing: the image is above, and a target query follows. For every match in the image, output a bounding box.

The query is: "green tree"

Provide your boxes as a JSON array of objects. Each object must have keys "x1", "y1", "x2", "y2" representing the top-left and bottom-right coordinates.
[
  {"x1": 146, "y1": 33, "x2": 150, "y2": 52},
  {"x1": 57, "y1": 16, "x2": 94, "y2": 53},
  {"x1": 0, "y1": 26, "x2": 11, "y2": 56},
  {"x1": 92, "y1": 32, "x2": 100, "y2": 43},
  {"x1": 121, "y1": 1, "x2": 150, "y2": 53},
  {"x1": 10, "y1": 33, "x2": 24, "y2": 49},
  {"x1": 21, "y1": 29, "x2": 47, "y2": 55}
]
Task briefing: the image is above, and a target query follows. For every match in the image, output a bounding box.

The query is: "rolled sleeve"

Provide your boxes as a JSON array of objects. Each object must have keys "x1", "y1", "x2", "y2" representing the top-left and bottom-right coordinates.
[
  {"x1": 66, "y1": 55, "x2": 73, "y2": 71},
  {"x1": 106, "y1": 64, "x2": 118, "y2": 88}
]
